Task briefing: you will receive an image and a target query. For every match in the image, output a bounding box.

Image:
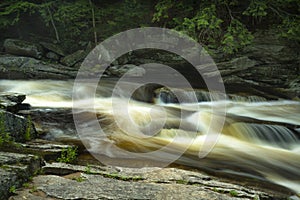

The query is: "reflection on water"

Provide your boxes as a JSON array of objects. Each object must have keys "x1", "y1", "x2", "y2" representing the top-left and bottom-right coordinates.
[{"x1": 1, "y1": 79, "x2": 300, "y2": 193}]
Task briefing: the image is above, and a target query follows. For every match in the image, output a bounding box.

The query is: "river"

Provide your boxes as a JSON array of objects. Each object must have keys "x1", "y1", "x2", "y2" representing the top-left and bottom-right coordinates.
[{"x1": 1, "y1": 79, "x2": 300, "y2": 193}]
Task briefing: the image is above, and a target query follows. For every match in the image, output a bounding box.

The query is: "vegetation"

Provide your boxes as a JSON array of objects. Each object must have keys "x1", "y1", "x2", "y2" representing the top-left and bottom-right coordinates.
[
  {"x1": 152, "y1": 0, "x2": 299, "y2": 55},
  {"x1": 9, "y1": 185, "x2": 16, "y2": 194},
  {"x1": 0, "y1": 112, "x2": 11, "y2": 146},
  {"x1": 24, "y1": 115, "x2": 32, "y2": 141},
  {"x1": 57, "y1": 146, "x2": 78, "y2": 163},
  {"x1": 0, "y1": 0, "x2": 299, "y2": 54}
]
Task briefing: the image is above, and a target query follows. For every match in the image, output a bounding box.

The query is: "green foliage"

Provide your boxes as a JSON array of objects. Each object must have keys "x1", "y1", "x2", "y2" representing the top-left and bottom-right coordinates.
[
  {"x1": 243, "y1": 1, "x2": 268, "y2": 17},
  {"x1": 9, "y1": 185, "x2": 16, "y2": 194},
  {"x1": 57, "y1": 146, "x2": 78, "y2": 163},
  {"x1": 0, "y1": 1, "x2": 38, "y2": 27},
  {"x1": 24, "y1": 115, "x2": 32, "y2": 141},
  {"x1": 229, "y1": 190, "x2": 238, "y2": 197},
  {"x1": 175, "y1": 4, "x2": 223, "y2": 46},
  {"x1": 152, "y1": 0, "x2": 300, "y2": 55},
  {"x1": 221, "y1": 19, "x2": 254, "y2": 55}
]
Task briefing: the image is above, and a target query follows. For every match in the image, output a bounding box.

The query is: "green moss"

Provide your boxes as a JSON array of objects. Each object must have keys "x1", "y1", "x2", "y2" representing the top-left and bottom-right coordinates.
[
  {"x1": 24, "y1": 115, "x2": 32, "y2": 141},
  {"x1": 175, "y1": 179, "x2": 188, "y2": 184},
  {"x1": 103, "y1": 173, "x2": 144, "y2": 181},
  {"x1": 229, "y1": 190, "x2": 238, "y2": 197}
]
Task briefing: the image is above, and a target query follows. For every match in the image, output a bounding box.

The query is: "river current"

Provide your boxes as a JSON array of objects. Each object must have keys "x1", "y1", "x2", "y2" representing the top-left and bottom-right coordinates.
[{"x1": 1, "y1": 79, "x2": 300, "y2": 193}]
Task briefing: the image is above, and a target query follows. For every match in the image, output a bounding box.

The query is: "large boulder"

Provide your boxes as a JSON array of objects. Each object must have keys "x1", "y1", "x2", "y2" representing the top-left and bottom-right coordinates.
[
  {"x1": 0, "y1": 152, "x2": 42, "y2": 199},
  {"x1": 60, "y1": 50, "x2": 87, "y2": 67},
  {"x1": 39, "y1": 42, "x2": 65, "y2": 57},
  {"x1": 0, "y1": 56, "x2": 78, "y2": 79},
  {"x1": 4, "y1": 39, "x2": 44, "y2": 59}
]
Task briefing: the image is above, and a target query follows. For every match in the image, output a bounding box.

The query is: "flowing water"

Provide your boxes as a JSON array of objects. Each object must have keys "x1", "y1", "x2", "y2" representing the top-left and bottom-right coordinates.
[{"x1": 1, "y1": 79, "x2": 300, "y2": 193}]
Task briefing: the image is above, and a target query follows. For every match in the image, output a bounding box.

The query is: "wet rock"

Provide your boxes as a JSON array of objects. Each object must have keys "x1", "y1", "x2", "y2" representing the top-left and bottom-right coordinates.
[
  {"x1": 60, "y1": 50, "x2": 86, "y2": 67},
  {"x1": 0, "y1": 92, "x2": 27, "y2": 113},
  {"x1": 39, "y1": 42, "x2": 65, "y2": 57},
  {"x1": 4, "y1": 39, "x2": 44, "y2": 59},
  {"x1": 0, "y1": 151, "x2": 42, "y2": 200},
  {"x1": 0, "y1": 56, "x2": 77, "y2": 79}
]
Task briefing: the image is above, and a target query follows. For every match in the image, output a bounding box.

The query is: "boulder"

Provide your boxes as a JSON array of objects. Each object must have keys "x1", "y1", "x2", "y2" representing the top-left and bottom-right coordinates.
[
  {"x1": 39, "y1": 42, "x2": 65, "y2": 56},
  {"x1": 0, "y1": 92, "x2": 29, "y2": 113},
  {"x1": 0, "y1": 152, "x2": 42, "y2": 200},
  {"x1": 0, "y1": 56, "x2": 78, "y2": 79},
  {"x1": 4, "y1": 39, "x2": 44, "y2": 59},
  {"x1": 107, "y1": 64, "x2": 146, "y2": 77},
  {"x1": 45, "y1": 52, "x2": 59, "y2": 61},
  {"x1": 0, "y1": 109, "x2": 36, "y2": 143},
  {"x1": 60, "y1": 50, "x2": 86, "y2": 67}
]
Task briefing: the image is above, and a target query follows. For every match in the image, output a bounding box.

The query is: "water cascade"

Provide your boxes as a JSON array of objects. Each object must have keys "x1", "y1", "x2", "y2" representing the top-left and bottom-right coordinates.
[{"x1": 1, "y1": 79, "x2": 299, "y2": 193}]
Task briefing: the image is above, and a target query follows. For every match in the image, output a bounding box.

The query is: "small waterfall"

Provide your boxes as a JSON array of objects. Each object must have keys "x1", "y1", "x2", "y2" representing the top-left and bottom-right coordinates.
[
  {"x1": 227, "y1": 123, "x2": 299, "y2": 149},
  {"x1": 155, "y1": 87, "x2": 267, "y2": 104}
]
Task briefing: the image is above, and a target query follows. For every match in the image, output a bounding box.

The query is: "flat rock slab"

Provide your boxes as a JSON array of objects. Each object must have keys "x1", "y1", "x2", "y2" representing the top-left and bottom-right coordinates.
[
  {"x1": 0, "y1": 151, "x2": 42, "y2": 199},
  {"x1": 10, "y1": 162, "x2": 292, "y2": 200}
]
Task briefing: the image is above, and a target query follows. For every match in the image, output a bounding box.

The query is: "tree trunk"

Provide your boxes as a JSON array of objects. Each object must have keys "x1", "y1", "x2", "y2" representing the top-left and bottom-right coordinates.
[
  {"x1": 89, "y1": 0, "x2": 97, "y2": 45},
  {"x1": 47, "y1": 5, "x2": 60, "y2": 43}
]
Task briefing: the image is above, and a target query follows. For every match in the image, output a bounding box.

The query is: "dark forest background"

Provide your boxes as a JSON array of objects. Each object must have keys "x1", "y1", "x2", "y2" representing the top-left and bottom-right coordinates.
[{"x1": 0, "y1": 0, "x2": 299, "y2": 55}]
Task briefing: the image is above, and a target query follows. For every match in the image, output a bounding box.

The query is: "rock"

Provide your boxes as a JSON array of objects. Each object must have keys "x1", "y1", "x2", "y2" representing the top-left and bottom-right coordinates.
[
  {"x1": 45, "y1": 52, "x2": 59, "y2": 61},
  {"x1": 11, "y1": 164, "x2": 292, "y2": 199},
  {"x1": 217, "y1": 56, "x2": 257, "y2": 76},
  {"x1": 0, "y1": 92, "x2": 27, "y2": 113},
  {"x1": 60, "y1": 50, "x2": 86, "y2": 67},
  {"x1": 0, "y1": 151, "x2": 42, "y2": 200},
  {"x1": 288, "y1": 77, "x2": 300, "y2": 93},
  {"x1": 0, "y1": 56, "x2": 78, "y2": 79},
  {"x1": 17, "y1": 139, "x2": 76, "y2": 162},
  {"x1": 108, "y1": 64, "x2": 146, "y2": 77},
  {"x1": 4, "y1": 39, "x2": 44, "y2": 59},
  {"x1": 39, "y1": 42, "x2": 65, "y2": 56},
  {"x1": 0, "y1": 109, "x2": 36, "y2": 143},
  {"x1": 244, "y1": 29, "x2": 299, "y2": 64}
]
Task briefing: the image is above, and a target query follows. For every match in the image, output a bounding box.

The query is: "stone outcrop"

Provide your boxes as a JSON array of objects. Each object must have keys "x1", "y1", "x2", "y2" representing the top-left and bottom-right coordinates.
[
  {"x1": 8, "y1": 162, "x2": 293, "y2": 200},
  {"x1": 60, "y1": 49, "x2": 87, "y2": 67},
  {"x1": 0, "y1": 152, "x2": 42, "y2": 200},
  {"x1": 4, "y1": 39, "x2": 44, "y2": 59},
  {"x1": 39, "y1": 42, "x2": 65, "y2": 57},
  {"x1": 0, "y1": 56, "x2": 77, "y2": 79}
]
